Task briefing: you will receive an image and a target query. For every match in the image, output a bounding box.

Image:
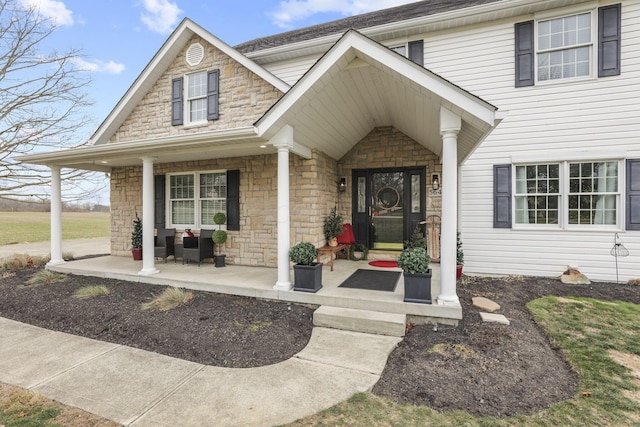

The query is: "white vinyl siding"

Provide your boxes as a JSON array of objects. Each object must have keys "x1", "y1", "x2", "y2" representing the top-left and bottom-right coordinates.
[{"x1": 419, "y1": 2, "x2": 640, "y2": 282}]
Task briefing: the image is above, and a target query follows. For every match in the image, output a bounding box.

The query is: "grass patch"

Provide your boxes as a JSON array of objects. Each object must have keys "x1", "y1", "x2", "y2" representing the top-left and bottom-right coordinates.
[
  {"x1": 233, "y1": 320, "x2": 273, "y2": 332},
  {"x1": 73, "y1": 285, "x2": 110, "y2": 299},
  {"x1": 0, "y1": 384, "x2": 61, "y2": 427},
  {"x1": 287, "y1": 296, "x2": 640, "y2": 426},
  {"x1": 141, "y1": 287, "x2": 194, "y2": 311},
  {"x1": 26, "y1": 270, "x2": 66, "y2": 287},
  {"x1": 0, "y1": 212, "x2": 110, "y2": 246}
]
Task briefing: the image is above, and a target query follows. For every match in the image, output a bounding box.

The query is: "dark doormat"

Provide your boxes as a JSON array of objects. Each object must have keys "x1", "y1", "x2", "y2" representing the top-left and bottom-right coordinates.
[{"x1": 338, "y1": 269, "x2": 400, "y2": 292}]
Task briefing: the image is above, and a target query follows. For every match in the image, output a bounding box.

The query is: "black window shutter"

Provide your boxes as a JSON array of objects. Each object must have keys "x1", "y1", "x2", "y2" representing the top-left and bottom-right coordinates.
[
  {"x1": 207, "y1": 69, "x2": 219, "y2": 121},
  {"x1": 154, "y1": 175, "x2": 166, "y2": 229},
  {"x1": 515, "y1": 21, "x2": 534, "y2": 87},
  {"x1": 598, "y1": 3, "x2": 621, "y2": 77},
  {"x1": 408, "y1": 40, "x2": 424, "y2": 66},
  {"x1": 226, "y1": 169, "x2": 240, "y2": 231},
  {"x1": 171, "y1": 78, "x2": 183, "y2": 126},
  {"x1": 626, "y1": 159, "x2": 640, "y2": 230},
  {"x1": 494, "y1": 164, "x2": 512, "y2": 228}
]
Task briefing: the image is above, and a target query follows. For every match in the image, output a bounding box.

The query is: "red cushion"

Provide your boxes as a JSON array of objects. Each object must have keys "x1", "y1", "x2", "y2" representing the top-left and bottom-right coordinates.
[{"x1": 336, "y1": 224, "x2": 356, "y2": 245}]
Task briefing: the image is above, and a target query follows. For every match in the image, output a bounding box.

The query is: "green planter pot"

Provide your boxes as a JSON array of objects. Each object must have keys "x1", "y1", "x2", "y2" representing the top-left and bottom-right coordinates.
[
  {"x1": 403, "y1": 269, "x2": 432, "y2": 304},
  {"x1": 293, "y1": 262, "x2": 323, "y2": 293}
]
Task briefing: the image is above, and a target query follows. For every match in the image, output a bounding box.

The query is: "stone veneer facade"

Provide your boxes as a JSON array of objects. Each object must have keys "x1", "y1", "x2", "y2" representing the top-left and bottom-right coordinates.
[
  {"x1": 110, "y1": 126, "x2": 442, "y2": 266},
  {"x1": 109, "y1": 35, "x2": 283, "y2": 144}
]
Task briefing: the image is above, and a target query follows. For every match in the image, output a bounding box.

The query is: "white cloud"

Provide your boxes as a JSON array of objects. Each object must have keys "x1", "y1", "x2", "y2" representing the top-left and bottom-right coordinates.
[
  {"x1": 140, "y1": 0, "x2": 182, "y2": 34},
  {"x1": 19, "y1": 0, "x2": 74, "y2": 26},
  {"x1": 73, "y1": 58, "x2": 125, "y2": 75},
  {"x1": 270, "y1": 0, "x2": 419, "y2": 28}
]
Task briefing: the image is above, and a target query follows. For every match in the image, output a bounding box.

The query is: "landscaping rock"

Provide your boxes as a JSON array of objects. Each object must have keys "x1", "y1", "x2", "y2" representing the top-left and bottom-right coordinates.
[
  {"x1": 561, "y1": 267, "x2": 591, "y2": 285},
  {"x1": 472, "y1": 296, "x2": 500, "y2": 313},
  {"x1": 479, "y1": 312, "x2": 510, "y2": 325}
]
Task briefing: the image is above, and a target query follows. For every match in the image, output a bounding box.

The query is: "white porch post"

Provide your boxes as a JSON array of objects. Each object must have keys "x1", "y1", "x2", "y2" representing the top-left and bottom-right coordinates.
[
  {"x1": 139, "y1": 156, "x2": 159, "y2": 276},
  {"x1": 272, "y1": 126, "x2": 294, "y2": 291},
  {"x1": 438, "y1": 108, "x2": 462, "y2": 306},
  {"x1": 47, "y1": 166, "x2": 65, "y2": 267}
]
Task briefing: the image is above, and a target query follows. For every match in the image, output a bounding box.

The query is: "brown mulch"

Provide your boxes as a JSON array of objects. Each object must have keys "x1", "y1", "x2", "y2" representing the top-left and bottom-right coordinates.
[{"x1": 0, "y1": 266, "x2": 638, "y2": 418}]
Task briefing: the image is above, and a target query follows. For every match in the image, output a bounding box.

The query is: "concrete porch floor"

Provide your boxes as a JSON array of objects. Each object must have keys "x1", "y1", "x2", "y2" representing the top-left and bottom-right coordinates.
[{"x1": 50, "y1": 255, "x2": 462, "y2": 323}]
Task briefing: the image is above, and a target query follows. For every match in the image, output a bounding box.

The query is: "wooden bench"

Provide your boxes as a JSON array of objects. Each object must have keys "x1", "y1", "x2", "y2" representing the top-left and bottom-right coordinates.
[{"x1": 317, "y1": 244, "x2": 350, "y2": 271}]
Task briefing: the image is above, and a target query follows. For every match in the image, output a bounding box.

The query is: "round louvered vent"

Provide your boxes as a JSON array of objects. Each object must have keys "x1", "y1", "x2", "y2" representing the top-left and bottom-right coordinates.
[{"x1": 186, "y1": 43, "x2": 204, "y2": 66}]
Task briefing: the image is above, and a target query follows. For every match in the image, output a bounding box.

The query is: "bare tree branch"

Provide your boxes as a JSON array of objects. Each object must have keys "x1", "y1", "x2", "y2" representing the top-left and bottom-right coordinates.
[{"x1": 0, "y1": 0, "x2": 106, "y2": 203}]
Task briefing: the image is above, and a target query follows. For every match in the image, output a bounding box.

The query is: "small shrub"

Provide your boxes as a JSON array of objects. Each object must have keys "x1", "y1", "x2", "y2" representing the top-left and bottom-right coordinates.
[
  {"x1": 141, "y1": 287, "x2": 194, "y2": 311},
  {"x1": 405, "y1": 225, "x2": 427, "y2": 249},
  {"x1": 0, "y1": 253, "x2": 49, "y2": 270},
  {"x1": 73, "y1": 286, "x2": 110, "y2": 298},
  {"x1": 62, "y1": 252, "x2": 75, "y2": 261},
  {"x1": 26, "y1": 270, "x2": 66, "y2": 286},
  {"x1": 627, "y1": 278, "x2": 640, "y2": 286},
  {"x1": 289, "y1": 242, "x2": 318, "y2": 265},
  {"x1": 398, "y1": 247, "x2": 430, "y2": 274}
]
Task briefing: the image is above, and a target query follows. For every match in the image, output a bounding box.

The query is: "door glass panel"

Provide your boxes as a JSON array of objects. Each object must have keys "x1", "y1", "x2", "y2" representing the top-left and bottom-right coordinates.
[
  {"x1": 371, "y1": 172, "x2": 404, "y2": 250},
  {"x1": 411, "y1": 174, "x2": 420, "y2": 213},
  {"x1": 357, "y1": 177, "x2": 366, "y2": 213}
]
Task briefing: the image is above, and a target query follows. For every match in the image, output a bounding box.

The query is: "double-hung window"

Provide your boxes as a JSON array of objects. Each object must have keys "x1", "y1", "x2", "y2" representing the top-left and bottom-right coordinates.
[
  {"x1": 186, "y1": 71, "x2": 207, "y2": 124},
  {"x1": 537, "y1": 12, "x2": 592, "y2": 81},
  {"x1": 513, "y1": 161, "x2": 620, "y2": 228},
  {"x1": 169, "y1": 171, "x2": 227, "y2": 228},
  {"x1": 390, "y1": 40, "x2": 424, "y2": 66}
]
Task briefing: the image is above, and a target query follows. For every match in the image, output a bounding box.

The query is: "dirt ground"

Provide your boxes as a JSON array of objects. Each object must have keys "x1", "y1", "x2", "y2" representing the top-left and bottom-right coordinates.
[{"x1": 1, "y1": 267, "x2": 638, "y2": 418}]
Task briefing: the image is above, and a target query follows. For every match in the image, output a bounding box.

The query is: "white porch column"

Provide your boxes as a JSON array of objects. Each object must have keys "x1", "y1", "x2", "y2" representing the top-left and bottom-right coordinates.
[
  {"x1": 139, "y1": 157, "x2": 159, "y2": 276},
  {"x1": 272, "y1": 126, "x2": 294, "y2": 291},
  {"x1": 47, "y1": 166, "x2": 65, "y2": 267},
  {"x1": 438, "y1": 108, "x2": 462, "y2": 306}
]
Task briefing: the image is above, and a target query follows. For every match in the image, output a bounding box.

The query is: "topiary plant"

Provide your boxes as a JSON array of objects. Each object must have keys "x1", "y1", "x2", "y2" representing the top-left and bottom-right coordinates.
[
  {"x1": 289, "y1": 242, "x2": 318, "y2": 265},
  {"x1": 131, "y1": 214, "x2": 142, "y2": 249},
  {"x1": 457, "y1": 232, "x2": 464, "y2": 265},
  {"x1": 323, "y1": 206, "x2": 343, "y2": 241},
  {"x1": 398, "y1": 247, "x2": 430, "y2": 274},
  {"x1": 212, "y1": 212, "x2": 228, "y2": 256},
  {"x1": 405, "y1": 225, "x2": 427, "y2": 249}
]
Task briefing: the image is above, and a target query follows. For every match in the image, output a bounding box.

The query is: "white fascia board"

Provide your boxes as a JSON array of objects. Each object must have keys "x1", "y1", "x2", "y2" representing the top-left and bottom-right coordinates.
[
  {"x1": 18, "y1": 127, "x2": 259, "y2": 166},
  {"x1": 89, "y1": 19, "x2": 289, "y2": 146}
]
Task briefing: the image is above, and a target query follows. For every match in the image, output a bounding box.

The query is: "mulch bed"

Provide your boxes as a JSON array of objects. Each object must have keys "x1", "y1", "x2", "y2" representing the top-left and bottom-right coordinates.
[{"x1": 1, "y1": 267, "x2": 638, "y2": 417}]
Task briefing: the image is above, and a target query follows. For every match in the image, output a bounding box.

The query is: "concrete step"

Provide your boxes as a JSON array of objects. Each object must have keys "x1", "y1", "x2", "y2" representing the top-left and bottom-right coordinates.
[{"x1": 313, "y1": 306, "x2": 407, "y2": 337}]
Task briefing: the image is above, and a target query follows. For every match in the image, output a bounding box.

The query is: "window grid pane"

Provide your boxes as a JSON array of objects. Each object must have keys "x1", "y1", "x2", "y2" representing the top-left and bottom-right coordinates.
[
  {"x1": 171, "y1": 200, "x2": 194, "y2": 224},
  {"x1": 568, "y1": 162, "x2": 618, "y2": 225},
  {"x1": 537, "y1": 12, "x2": 591, "y2": 82},
  {"x1": 515, "y1": 164, "x2": 560, "y2": 224},
  {"x1": 199, "y1": 172, "x2": 227, "y2": 226},
  {"x1": 187, "y1": 71, "x2": 207, "y2": 123}
]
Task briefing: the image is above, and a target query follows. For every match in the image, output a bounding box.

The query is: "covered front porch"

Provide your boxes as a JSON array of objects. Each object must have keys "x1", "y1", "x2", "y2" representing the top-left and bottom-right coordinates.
[{"x1": 48, "y1": 255, "x2": 461, "y2": 323}]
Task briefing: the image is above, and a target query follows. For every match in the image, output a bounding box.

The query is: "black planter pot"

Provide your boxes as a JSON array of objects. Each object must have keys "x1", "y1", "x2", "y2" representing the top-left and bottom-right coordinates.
[
  {"x1": 403, "y1": 269, "x2": 432, "y2": 304},
  {"x1": 214, "y1": 254, "x2": 226, "y2": 268},
  {"x1": 293, "y1": 262, "x2": 323, "y2": 293}
]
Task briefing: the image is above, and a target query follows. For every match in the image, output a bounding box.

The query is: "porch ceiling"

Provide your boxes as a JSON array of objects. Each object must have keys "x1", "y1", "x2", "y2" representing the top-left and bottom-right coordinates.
[{"x1": 258, "y1": 30, "x2": 500, "y2": 163}]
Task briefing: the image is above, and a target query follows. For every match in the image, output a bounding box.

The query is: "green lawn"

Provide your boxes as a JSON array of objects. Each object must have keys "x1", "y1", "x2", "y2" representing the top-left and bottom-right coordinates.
[
  {"x1": 287, "y1": 296, "x2": 640, "y2": 426},
  {"x1": 0, "y1": 212, "x2": 110, "y2": 245}
]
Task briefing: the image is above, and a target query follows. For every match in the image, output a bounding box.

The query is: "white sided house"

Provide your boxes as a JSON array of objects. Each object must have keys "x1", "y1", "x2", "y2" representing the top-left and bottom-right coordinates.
[{"x1": 20, "y1": 0, "x2": 638, "y2": 315}]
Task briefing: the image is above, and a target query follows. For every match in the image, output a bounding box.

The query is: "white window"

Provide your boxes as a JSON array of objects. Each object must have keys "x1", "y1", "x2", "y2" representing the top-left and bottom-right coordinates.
[
  {"x1": 391, "y1": 45, "x2": 406, "y2": 56},
  {"x1": 186, "y1": 71, "x2": 207, "y2": 124},
  {"x1": 514, "y1": 161, "x2": 620, "y2": 228},
  {"x1": 537, "y1": 12, "x2": 592, "y2": 81},
  {"x1": 515, "y1": 164, "x2": 560, "y2": 224},
  {"x1": 169, "y1": 171, "x2": 227, "y2": 228}
]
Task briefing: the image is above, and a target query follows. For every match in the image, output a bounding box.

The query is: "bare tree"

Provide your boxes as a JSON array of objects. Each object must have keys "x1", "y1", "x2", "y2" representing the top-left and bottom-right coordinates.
[{"x1": 0, "y1": 0, "x2": 105, "y2": 202}]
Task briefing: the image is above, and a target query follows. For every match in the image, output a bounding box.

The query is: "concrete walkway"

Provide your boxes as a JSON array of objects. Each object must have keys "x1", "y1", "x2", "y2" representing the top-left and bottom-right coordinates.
[
  {"x1": 0, "y1": 237, "x2": 110, "y2": 259},
  {"x1": 0, "y1": 317, "x2": 400, "y2": 426},
  {"x1": 1, "y1": 239, "x2": 402, "y2": 426}
]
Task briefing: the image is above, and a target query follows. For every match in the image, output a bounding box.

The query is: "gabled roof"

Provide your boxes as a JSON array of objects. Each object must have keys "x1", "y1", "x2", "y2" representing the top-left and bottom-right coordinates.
[
  {"x1": 235, "y1": 0, "x2": 503, "y2": 54},
  {"x1": 256, "y1": 30, "x2": 501, "y2": 163},
  {"x1": 89, "y1": 18, "x2": 289, "y2": 146}
]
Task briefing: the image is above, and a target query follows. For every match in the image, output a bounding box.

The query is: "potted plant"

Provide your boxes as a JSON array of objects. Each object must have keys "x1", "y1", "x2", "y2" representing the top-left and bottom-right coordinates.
[
  {"x1": 324, "y1": 206, "x2": 343, "y2": 247},
  {"x1": 456, "y1": 232, "x2": 464, "y2": 279},
  {"x1": 212, "y1": 212, "x2": 228, "y2": 267},
  {"x1": 290, "y1": 242, "x2": 322, "y2": 293},
  {"x1": 398, "y1": 247, "x2": 431, "y2": 303},
  {"x1": 131, "y1": 214, "x2": 143, "y2": 261}
]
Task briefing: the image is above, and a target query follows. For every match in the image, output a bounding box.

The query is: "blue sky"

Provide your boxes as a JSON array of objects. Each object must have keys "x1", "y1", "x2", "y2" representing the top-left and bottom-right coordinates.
[{"x1": 22, "y1": 0, "x2": 420, "y2": 140}]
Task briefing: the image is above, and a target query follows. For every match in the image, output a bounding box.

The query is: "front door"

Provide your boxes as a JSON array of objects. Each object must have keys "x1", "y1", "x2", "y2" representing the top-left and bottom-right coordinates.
[{"x1": 352, "y1": 168, "x2": 425, "y2": 250}]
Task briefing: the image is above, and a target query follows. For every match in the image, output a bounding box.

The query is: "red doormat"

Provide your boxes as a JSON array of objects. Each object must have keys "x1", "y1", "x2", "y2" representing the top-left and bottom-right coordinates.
[{"x1": 368, "y1": 260, "x2": 398, "y2": 268}]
